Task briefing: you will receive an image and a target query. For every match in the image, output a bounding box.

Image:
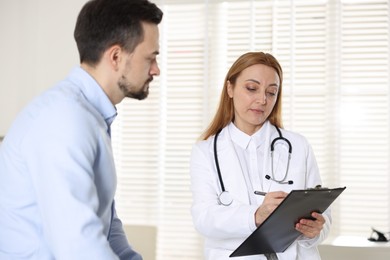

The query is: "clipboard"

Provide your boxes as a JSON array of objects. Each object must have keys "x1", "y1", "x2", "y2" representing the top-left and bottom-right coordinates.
[{"x1": 230, "y1": 186, "x2": 346, "y2": 257}]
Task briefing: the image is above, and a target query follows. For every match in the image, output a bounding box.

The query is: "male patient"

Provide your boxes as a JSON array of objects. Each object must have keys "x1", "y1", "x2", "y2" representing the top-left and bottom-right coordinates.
[{"x1": 0, "y1": 0, "x2": 162, "y2": 259}]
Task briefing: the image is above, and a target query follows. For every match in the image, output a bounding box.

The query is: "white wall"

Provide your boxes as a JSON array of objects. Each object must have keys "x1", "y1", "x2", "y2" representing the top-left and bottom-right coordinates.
[{"x1": 0, "y1": 0, "x2": 87, "y2": 136}]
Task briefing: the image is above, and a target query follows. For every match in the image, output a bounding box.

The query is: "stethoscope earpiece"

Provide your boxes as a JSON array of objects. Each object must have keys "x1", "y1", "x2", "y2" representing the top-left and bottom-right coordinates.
[{"x1": 265, "y1": 174, "x2": 293, "y2": 185}]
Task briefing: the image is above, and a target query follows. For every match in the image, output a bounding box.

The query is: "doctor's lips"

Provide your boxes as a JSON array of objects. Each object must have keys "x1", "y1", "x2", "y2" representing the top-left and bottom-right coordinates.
[{"x1": 250, "y1": 108, "x2": 264, "y2": 114}]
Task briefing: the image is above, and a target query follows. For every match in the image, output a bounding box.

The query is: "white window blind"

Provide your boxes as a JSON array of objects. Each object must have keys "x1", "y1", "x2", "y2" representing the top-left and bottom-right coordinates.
[
  {"x1": 337, "y1": 0, "x2": 390, "y2": 236},
  {"x1": 112, "y1": 0, "x2": 390, "y2": 259}
]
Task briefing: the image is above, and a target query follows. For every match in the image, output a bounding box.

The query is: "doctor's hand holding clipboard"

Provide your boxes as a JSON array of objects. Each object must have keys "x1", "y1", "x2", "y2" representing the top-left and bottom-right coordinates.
[{"x1": 189, "y1": 52, "x2": 331, "y2": 260}]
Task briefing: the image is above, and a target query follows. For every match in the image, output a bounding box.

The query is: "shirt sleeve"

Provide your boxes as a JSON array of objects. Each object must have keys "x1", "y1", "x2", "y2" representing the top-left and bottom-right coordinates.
[
  {"x1": 22, "y1": 101, "x2": 119, "y2": 259},
  {"x1": 108, "y1": 202, "x2": 143, "y2": 260}
]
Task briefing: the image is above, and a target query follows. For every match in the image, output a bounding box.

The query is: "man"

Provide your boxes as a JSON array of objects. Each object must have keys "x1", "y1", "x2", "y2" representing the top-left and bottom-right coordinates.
[{"x1": 0, "y1": 0, "x2": 163, "y2": 259}]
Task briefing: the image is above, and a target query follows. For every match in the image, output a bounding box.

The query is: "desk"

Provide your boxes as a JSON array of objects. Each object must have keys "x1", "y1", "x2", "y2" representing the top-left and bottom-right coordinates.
[{"x1": 319, "y1": 236, "x2": 390, "y2": 260}]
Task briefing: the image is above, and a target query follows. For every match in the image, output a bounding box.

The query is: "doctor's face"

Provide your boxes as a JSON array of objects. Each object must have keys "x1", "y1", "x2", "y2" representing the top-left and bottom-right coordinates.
[{"x1": 227, "y1": 64, "x2": 280, "y2": 135}]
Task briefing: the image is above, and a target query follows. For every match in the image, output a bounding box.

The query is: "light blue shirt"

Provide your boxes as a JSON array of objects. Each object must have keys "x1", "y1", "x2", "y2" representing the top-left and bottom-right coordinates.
[{"x1": 0, "y1": 67, "x2": 142, "y2": 260}]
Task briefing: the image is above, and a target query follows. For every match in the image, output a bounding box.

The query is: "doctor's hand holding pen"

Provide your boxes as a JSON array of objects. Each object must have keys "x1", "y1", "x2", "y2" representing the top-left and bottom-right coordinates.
[{"x1": 254, "y1": 191, "x2": 288, "y2": 227}]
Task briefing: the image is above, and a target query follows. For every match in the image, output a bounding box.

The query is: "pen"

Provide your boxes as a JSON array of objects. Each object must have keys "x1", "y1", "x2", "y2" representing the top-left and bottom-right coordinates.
[{"x1": 254, "y1": 191, "x2": 267, "y2": 196}]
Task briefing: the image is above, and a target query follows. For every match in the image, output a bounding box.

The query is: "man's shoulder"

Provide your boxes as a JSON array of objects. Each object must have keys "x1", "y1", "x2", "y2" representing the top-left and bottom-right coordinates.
[{"x1": 21, "y1": 83, "x2": 101, "y2": 137}]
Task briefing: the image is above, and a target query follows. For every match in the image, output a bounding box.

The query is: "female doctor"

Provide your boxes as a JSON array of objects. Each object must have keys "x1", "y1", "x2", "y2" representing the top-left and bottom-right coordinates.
[{"x1": 189, "y1": 52, "x2": 330, "y2": 260}]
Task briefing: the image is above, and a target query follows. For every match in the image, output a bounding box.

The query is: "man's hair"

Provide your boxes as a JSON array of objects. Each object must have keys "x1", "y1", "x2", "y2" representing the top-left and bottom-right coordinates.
[{"x1": 74, "y1": 0, "x2": 163, "y2": 66}]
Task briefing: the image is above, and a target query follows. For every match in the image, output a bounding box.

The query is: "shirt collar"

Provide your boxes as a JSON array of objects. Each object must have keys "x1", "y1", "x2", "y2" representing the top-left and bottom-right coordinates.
[
  {"x1": 228, "y1": 121, "x2": 270, "y2": 150},
  {"x1": 67, "y1": 66, "x2": 117, "y2": 126}
]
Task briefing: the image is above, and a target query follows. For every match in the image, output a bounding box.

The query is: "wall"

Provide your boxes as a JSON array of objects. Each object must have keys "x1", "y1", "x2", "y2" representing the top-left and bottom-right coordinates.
[{"x1": 0, "y1": 0, "x2": 86, "y2": 136}]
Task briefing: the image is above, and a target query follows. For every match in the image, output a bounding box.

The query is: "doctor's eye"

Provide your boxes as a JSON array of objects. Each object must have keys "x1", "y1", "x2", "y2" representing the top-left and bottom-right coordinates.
[
  {"x1": 245, "y1": 85, "x2": 257, "y2": 92},
  {"x1": 265, "y1": 87, "x2": 278, "y2": 98},
  {"x1": 266, "y1": 91, "x2": 277, "y2": 98}
]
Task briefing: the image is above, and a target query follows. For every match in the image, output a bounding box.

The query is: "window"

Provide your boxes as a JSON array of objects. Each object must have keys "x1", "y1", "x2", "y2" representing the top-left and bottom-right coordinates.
[{"x1": 111, "y1": 0, "x2": 390, "y2": 259}]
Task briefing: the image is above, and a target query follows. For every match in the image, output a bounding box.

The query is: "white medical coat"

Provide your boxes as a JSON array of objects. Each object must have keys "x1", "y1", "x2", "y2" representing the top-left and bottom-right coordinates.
[{"x1": 190, "y1": 121, "x2": 330, "y2": 260}]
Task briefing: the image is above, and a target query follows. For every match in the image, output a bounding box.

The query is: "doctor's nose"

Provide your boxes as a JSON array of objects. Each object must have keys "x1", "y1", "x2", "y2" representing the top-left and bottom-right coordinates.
[{"x1": 256, "y1": 92, "x2": 267, "y2": 104}]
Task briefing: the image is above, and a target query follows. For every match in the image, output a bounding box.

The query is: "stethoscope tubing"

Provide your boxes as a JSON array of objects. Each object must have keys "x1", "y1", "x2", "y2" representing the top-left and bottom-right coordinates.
[
  {"x1": 214, "y1": 125, "x2": 292, "y2": 206},
  {"x1": 213, "y1": 128, "x2": 225, "y2": 192},
  {"x1": 271, "y1": 127, "x2": 292, "y2": 153}
]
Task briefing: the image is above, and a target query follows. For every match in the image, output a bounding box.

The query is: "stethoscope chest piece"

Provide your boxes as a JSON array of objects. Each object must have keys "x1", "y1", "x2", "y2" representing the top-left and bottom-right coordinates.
[{"x1": 218, "y1": 191, "x2": 233, "y2": 206}]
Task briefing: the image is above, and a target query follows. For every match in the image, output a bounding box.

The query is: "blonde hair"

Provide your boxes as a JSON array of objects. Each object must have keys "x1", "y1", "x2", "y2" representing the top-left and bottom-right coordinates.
[{"x1": 200, "y1": 52, "x2": 283, "y2": 140}]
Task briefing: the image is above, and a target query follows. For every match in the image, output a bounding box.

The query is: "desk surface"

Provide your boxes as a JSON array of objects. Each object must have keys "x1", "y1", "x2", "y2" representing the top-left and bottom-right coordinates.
[
  {"x1": 319, "y1": 236, "x2": 390, "y2": 260},
  {"x1": 326, "y1": 236, "x2": 390, "y2": 248}
]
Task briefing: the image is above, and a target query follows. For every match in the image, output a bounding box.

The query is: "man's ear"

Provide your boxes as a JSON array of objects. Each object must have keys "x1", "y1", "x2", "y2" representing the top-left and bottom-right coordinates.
[{"x1": 106, "y1": 45, "x2": 123, "y2": 71}]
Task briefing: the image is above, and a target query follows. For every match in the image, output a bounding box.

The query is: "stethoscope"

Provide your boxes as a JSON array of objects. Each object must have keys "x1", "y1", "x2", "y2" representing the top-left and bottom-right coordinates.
[{"x1": 214, "y1": 125, "x2": 293, "y2": 206}]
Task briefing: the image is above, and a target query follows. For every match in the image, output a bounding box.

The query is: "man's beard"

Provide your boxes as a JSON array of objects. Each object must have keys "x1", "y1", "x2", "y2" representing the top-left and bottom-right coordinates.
[{"x1": 118, "y1": 75, "x2": 153, "y2": 100}]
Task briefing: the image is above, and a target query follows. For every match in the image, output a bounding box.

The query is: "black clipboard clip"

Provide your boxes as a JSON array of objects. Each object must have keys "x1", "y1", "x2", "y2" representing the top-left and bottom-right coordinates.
[
  {"x1": 368, "y1": 228, "x2": 389, "y2": 242},
  {"x1": 307, "y1": 184, "x2": 328, "y2": 190}
]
